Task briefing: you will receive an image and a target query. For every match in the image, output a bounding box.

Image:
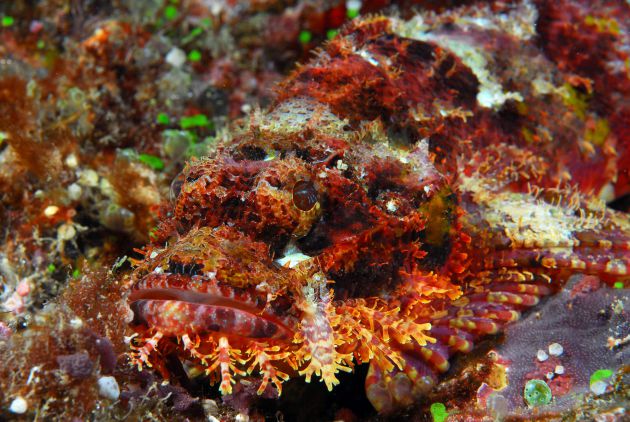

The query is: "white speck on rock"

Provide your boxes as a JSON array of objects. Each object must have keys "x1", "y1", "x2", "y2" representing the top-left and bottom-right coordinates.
[
  {"x1": 548, "y1": 342, "x2": 563, "y2": 356},
  {"x1": 99, "y1": 177, "x2": 115, "y2": 197},
  {"x1": 9, "y1": 397, "x2": 27, "y2": 414},
  {"x1": 65, "y1": 153, "x2": 79, "y2": 168},
  {"x1": 275, "y1": 242, "x2": 311, "y2": 268},
  {"x1": 27, "y1": 366, "x2": 41, "y2": 385},
  {"x1": 537, "y1": 349, "x2": 549, "y2": 361},
  {"x1": 78, "y1": 169, "x2": 99, "y2": 187},
  {"x1": 70, "y1": 317, "x2": 83, "y2": 328},
  {"x1": 546, "y1": 372, "x2": 554, "y2": 380},
  {"x1": 386, "y1": 200, "x2": 398, "y2": 213},
  {"x1": 68, "y1": 183, "x2": 83, "y2": 201},
  {"x1": 98, "y1": 376, "x2": 120, "y2": 400},
  {"x1": 555, "y1": 365, "x2": 565, "y2": 375},
  {"x1": 235, "y1": 413, "x2": 249, "y2": 422},
  {"x1": 336, "y1": 159, "x2": 349, "y2": 171},
  {"x1": 44, "y1": 205, "x2": 59, "y2": 217},
  {"x1": 57, "y1": 223, "x2": 77, "y2": 241},
  {"x1": 346, "y1": 0, "x2": 362, "y2": 11},
  {"x1": 590, "y1": 380, "x2": 608, "y2": 395},
  {"x1": 166, "y1": 48, "x2": 186, "y2": 68}
]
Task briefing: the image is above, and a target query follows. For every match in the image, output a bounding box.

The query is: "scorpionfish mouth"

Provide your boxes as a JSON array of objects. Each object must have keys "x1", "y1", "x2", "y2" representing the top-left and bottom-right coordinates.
[{"x1": 128, "y1": 225, "x2": 298, "y2": 341}]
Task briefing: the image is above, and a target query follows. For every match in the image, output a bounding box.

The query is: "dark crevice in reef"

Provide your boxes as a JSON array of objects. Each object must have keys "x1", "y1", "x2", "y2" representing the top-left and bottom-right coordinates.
[{"x1": 608, "y1": 193, "x2": 630, "y2": 212}]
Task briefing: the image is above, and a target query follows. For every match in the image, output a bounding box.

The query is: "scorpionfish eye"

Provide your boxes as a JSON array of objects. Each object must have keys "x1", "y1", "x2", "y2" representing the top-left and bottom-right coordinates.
[
  {"x1": 292, "y1": 180, "x2": 318, "y2": 211},
  {"x1": 169, "y1": 171, "x2": 185, "y2": 204}
]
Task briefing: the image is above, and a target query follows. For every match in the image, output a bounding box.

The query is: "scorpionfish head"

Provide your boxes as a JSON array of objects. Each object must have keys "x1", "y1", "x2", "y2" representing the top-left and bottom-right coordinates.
[{"x1": 128, "y1": 99, "x2": 462, "y2": 401}]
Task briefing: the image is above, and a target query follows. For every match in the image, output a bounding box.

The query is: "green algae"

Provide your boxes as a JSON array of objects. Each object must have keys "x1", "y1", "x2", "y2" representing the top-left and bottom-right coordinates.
[
  {"x1": 299, "y1": 30, "x2": 312, "y2": 44},
  {"x1": 2, "y1": 15, "x2": 14, "y2": 27},
  {"x1": 179, "y1": 114, "x2": 211, "y2": 129},
  {"x1": 164, "y1": 5, "x2": 178, "y2": 21},
  {"x1": 590, "y1": 369, "x2": 613, "y2": 385},
  {"x1": 156, "y1": 112, "x2": 170, "y2": 125},
  {"x1": 138, "y1": 153, "x2": 165, "y2": 170},
  {"x1": 524, "y1": 379, "x2": 552, "y2": 407},
  {"x1": 430, "y1": 402, "x2": 448, "y2": 422},
  {"x1": 188, "y1": 49, "x2": 202, "y2": 62}
]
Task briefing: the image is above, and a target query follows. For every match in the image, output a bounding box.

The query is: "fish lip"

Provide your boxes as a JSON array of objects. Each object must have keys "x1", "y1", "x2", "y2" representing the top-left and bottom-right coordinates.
[
  {"x1": 128, "y1": 287, "x2": 295, "y2": 337},
  {"x1": 129, "y1": 287, "x2": 263, "y2": 314}
]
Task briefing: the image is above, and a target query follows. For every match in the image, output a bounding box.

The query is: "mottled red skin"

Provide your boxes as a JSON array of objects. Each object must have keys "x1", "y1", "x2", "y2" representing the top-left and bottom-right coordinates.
[
  {"x1": 128, "y1": 2, "x2": 630, "y2": 415},
  {"x1": 535, "y1": 0, "x2": 630, "y2": 198}
]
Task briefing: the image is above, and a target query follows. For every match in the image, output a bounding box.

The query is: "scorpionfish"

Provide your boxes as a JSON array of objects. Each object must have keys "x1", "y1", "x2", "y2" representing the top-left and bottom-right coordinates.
[{"x1": 128, "y1": 4, "x2": 630, "y2": 414}]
